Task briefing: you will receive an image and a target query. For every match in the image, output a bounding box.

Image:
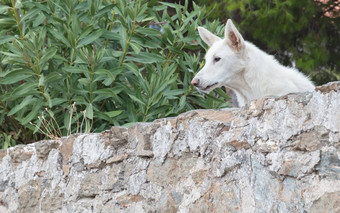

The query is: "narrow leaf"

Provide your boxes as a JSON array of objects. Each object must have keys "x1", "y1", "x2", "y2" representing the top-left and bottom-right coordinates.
[
  {"x1": 104, "y1": 110, "x2": 123, "y2": 118},
  {"x1": 76, "y1": 30, "x2": 103, "y2": 48},
  {"x1": 85, "y1": 103, "x2": 93, "y2": 119},
  {"x1": 8, "y1": 96, "x2": 35, "y2": 116},
  {"x1": 0, "y1": 35, "x2": 14, "y2": 45}
]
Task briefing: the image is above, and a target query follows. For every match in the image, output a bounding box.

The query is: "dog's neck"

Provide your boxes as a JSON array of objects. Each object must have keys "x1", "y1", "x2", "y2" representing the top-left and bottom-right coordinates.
[
  {"x1": 224, "y1": 69, "x2": 253, "y2": 107},
  {"x1": 225, "y1": 42, "x2": 272, "y2": 107}
]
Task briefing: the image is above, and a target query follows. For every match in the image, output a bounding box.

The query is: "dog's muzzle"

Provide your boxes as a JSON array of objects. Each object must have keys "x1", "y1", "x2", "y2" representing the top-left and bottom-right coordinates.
[
  {"x1": 191, "y1": 78, "x2": 218, "y2": 91},
  {"x1": 191, "y1": 78, "x2": 200, "y2": 87},
  {"x1": 202, "y1": 82, "x2": 218, "y2": 90}
]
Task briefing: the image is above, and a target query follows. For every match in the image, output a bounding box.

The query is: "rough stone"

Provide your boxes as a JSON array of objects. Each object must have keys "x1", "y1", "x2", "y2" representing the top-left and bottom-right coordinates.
[
  {"x1": 101, "y1": 126, "x2": 128, "y2": 149},
  {"x1": 0, "y1": 149, "x2": 7, "y2": 161},
  {"x1": 59, "y1": 135, "x2": 75, "y2": 163},
  {"x1": 106, "y1": 154, "x2": 127, "y2": 164},
  {"x1": 35, "y1": 140, "x2": 58, "y2": 159},
  {"x1": 41, "y1": 188, "x2": 63, "y2": 212},
  {"x1": 18, "y1": 180, "x2": 42, "y2": 213},
  {"x1": 0, "y1": 81, "x2": 340, "y2": 213},
  {"x1": 309, "y1": 191, "x2": 340, "y2": 213},
  {"x1": 291, "y1": 126, "x2": 330, "y2": 151},
  {"x1": 8, "y1": 146, "x2": 33, "y2": 163}
]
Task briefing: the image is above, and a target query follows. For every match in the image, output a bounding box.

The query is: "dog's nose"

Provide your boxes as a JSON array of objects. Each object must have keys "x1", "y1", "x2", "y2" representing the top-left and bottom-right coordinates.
[{"x1": 191, "y1": 78, "x2": 200, "y2": 86}]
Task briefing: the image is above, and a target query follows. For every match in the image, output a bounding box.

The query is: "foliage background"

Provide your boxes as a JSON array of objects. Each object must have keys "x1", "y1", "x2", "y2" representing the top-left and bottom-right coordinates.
[
  {"x1": 0, "y1": 0, "x2": 230, "y2": 147},
  {"x1": 197, "y1": 0, "x2": 340, "y2": 85}
]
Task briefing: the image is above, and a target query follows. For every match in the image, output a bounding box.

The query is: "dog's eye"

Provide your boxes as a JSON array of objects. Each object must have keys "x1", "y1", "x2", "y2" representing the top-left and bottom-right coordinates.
[{"x1": 214, "y1": 57, "x2": 221, "y2": 62}]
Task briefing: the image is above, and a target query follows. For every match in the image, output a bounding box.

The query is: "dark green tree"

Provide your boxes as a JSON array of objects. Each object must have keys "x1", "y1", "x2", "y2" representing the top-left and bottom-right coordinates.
[{"x1": 197, "y1": 0, "x2": 340, "y2": 85}]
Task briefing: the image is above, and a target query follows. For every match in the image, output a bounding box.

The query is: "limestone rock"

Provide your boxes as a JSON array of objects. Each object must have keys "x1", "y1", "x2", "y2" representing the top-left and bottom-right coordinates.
[{"x1": 0, "y1": 81, "x2": 340, "y2": 212}]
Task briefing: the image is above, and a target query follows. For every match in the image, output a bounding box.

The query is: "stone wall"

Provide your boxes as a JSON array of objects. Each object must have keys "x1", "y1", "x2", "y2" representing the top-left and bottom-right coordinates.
[{"x1": 0, "y1": 82, "x2": 340, "y2": 213}]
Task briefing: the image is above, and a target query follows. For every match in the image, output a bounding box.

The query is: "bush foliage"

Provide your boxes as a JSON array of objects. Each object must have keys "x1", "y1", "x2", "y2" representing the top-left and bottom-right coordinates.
[{"x1": 0, "y1": 0, "x2": 231, "y2": 146}]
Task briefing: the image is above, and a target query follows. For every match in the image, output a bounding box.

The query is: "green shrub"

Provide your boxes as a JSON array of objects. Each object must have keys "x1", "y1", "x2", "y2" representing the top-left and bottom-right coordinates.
[
  {"x1": 0, "y1": 0, "x2": 230, "y2": 145},
  {"x1": 0, "y1": 132, "x2": 17, "y2": 149}
]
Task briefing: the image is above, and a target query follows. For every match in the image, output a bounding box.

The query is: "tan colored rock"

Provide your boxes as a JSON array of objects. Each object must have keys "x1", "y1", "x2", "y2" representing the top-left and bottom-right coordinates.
[
  {"x1": 315, "y1": 81, "x2": 340, "y2": 93},
  {"x1": 59, "y1": 135, "x2": 75, "y2": 163},
  {"x1": 0, "y1": 150, "x2": 6, "y2": 161},
  {"x1": 35, "y1": 140, "x2": 58, "y2": 159},
  {"x1": 62, "y1": 164, "x2": 70, "y2": 176},
  {"x1": 101, "y1": 126, "x2": 128, "y2": 148},
  {"x1": 41, "y1": 188, "x2": 63, "y2": 212},
  {"x1": 309, "y1": 191, "x2": 340, "y2": 213},
  {"x1": 8, "y1": 146, "x2": 33, "y2": 163},
  {"x1": 18, "y1": 180, "x2": 42, "y2": 213},
  {"x1": 106, "y1": 154, "x2": 127, "y2": 164}
]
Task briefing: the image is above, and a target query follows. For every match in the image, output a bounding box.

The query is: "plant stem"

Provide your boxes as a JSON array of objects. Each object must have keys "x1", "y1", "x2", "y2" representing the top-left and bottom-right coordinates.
[
  {"x1": 110, "y1": 18, "x2": 137, "y2": 87},
  {"x1": 105, "y1": 9, "x2": 116, "y2": 48},
  {"x1": 142, "y1": 97, "x2": 152, "y2": 122},
  {"x1": 66, "y1": 48, "x2": 75, "y2": 105},
  {"x1": 89, "y1": 64, "x2": 94, "y2": 104},
  {"x1": 162, "y1": 16, "x2": 184, "y2": 67},
  {"x1": 11, "y1": 0, "x2": 24, "y2": 39},
  {"x1": 119, "y1": 20, "x2": 136, "y2": 67},
  {"x1": 23, "y1": 48, "x2": 48, "y2": 103},
  {"x1": 89, "y1": 44, "x2": 96, "y2": 104}
]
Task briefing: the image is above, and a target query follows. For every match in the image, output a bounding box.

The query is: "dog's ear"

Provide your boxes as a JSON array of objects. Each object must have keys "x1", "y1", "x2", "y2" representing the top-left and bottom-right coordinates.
[
  {"x1": 224, "y1": 19, "x2": 245, "y2": 52},
  {"x1": 198, "y1": 27, "x2": 220, "y2": 47}
]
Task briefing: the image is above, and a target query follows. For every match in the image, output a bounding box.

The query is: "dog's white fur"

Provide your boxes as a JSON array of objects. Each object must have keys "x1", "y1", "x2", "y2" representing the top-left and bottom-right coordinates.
[{"x1": 191, "y1": 19, "x2": 315, "y2": 107}]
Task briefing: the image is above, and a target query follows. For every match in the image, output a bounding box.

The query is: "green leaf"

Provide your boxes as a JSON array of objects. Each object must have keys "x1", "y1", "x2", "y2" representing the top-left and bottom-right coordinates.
[
  {"x1": 93, "y1": 88, "x2": 118, "y2": 97},
  {"x1": 43, "y1": 92, "x2": 52, "y2": 108},
  {"x1": 104, "y1": 110, "x2": 123, "y2": 118},
  {"x1": 8, "y1": 96, "x2": 35, "y2": 116},
  {"x1": 76, "y1": 30, "x2": 103, "y2": 48},
  {"x1": 79, "y1": 26, "x2": 94, "y2": 40},
  {"x1": 160, "y1": 2, "x2": 180, "y2": 8},
  {"x1": 48, "y1": 29, "x2": 71, "y2": 47},
  {"x1": 71, "y1": 13, "x2": 81, "y2": 36},
  {"x1": 94, "y1": 4, "x2": 116, "y2": 18},
  {"x1": 146, "y1": 105, "x2": 171, "y2": 118},
  {"x1": 40, "y1": 47, "x2": 57, "y2": 66},
  {"x1": 0, "y1": 35, "x2": 14, "y2": 45},
  {"x1": 78, "y1": 78, "x2": 90, "y2": 86},
  {"x1": 45, "y1": 72, "x2": 63, "y2": 83},
  {"x1": 20, "y1": 101, "x2": 44, "y2": 125},
  {"x1": 125, "y1": 52, "x2": 165, "y2": 64},
  {"x1": 51, "y1": 98, "x2": 66, "y2": 106},
  {"x1": 101, "y1": 30, "x2": 121, "y2": 41},
  {"x1": 129, "y1": 94, "x2": 146, "y2": 106},
  {"x1": 123, "y1": 63, "x2": 140, "y2": 75},
  {"x1": 38, "y1": 74, "x2": 45, "y2": 87},
  {"x1": 85, "y1": 103, "x2": 93, "y2": 119},
  {"x1": 0, "y1": 18, "x2": 16, "y2": 28},
  {"x1": 33, "y1": 13, "x2": 46, "y2": 27},
  {"x1": 163, "y1": 89, "x2": 186, "y2": 97},
  {"x1": 118, "y1": 26, "x2": 127, "y2": 49},
  {"x1": 129, "y1": 42, "x2": 142, "y2": 54},
  {"x1": 135, "y1": 27, "x2": 161, "y2": 36},
  {"x1": 21, "y1": 8, "x2": 39, "y2": 23},
  {"x1": 0, "y1": 5, "x2": 10, "y2": 14},
  {"x1": 0, "y1": 69, "x2": 35, "y2": 84},
  {"x1": 63, "y1": 66, "x2": 88, "y2": 74},
  {"x1": 10, "y1": 83, "x2": 38, "y2": 99}
]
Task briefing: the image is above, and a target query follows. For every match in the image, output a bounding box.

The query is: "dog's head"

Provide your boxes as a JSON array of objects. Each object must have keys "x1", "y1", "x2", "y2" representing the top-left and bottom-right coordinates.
[{"x1": 191, "y1": 19, "x2": 246, "y2": 92}]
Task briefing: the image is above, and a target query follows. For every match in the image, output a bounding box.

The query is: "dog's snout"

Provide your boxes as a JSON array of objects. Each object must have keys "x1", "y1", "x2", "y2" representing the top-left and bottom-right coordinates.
[{"x1": 191, "y1": 78, "x2": 200, "y2": 86}]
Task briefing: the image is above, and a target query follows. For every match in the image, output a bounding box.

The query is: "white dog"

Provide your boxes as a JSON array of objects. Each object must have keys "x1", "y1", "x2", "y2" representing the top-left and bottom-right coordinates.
[{"x1": 191, "y1": 19, "x2": 315, "y2": 107}]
